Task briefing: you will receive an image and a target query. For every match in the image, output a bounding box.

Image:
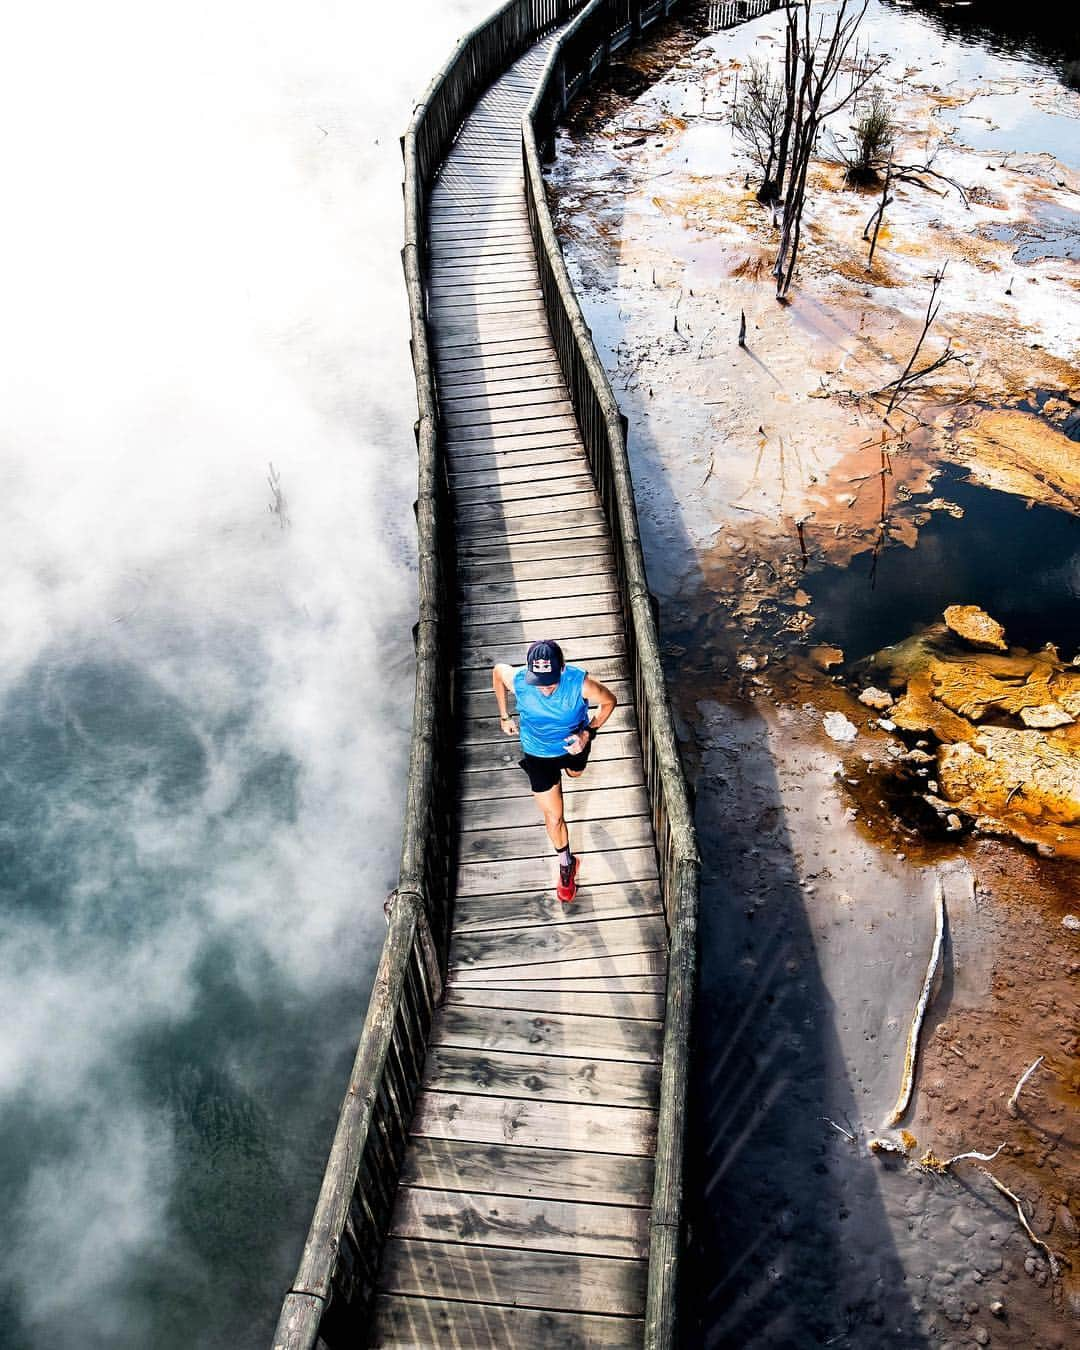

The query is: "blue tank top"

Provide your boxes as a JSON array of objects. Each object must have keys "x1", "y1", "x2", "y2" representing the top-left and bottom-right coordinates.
[{"x1": 513, "y1": 665, "x2": 589, "y2": 758}]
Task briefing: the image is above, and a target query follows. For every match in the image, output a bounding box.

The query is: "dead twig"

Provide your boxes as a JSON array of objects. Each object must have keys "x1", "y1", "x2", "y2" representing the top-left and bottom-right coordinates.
[
  {"x1": 917, "y1": 1143, "x2": 1004, "y2": 1174},
  {"x1": 823, "y1": 1116, "x2": 857, "y2": 1142},
  {"x1": 878, "y1": 265, "x2": 966, "y2": 415},
  {"x1": 886, "y1": 877, "x2": 945, "y2": 1126},
  {"x1": 1007, "y1": 1055, "x2": 1044, "y2": 1117},
  {"x1": 981, "y1": 1170, "x2": 1066, "y2": 1277}
]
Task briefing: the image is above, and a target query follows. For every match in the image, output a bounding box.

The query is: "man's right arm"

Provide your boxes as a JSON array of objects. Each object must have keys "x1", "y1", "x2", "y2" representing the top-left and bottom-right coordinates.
[{"x1": 492, "y1": 663, "x2": 517, "y2": 735}]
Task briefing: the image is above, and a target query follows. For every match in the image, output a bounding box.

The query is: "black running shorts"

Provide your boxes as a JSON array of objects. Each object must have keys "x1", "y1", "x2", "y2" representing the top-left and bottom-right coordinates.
[{"x1": 520, "y1": 738, "x2": 593, "y2": 794}]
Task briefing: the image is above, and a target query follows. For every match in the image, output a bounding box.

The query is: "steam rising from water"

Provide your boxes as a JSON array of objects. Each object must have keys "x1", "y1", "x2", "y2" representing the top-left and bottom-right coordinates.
[{"x1": 0, "y1": 2, "x2": 493, "y2": 1345}]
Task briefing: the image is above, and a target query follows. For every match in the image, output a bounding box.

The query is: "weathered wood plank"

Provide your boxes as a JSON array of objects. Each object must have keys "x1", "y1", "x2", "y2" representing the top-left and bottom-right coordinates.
[
  {"x1": 460, "y1": 730, "x2": 640, "y2": 775},
  {"x1": 458, "y1": 570, "x2": 619, "y2": 610},
  {"x1": 457, "y1": 814, "x2": 654, "y2": 867},
  {"x1": 390, "y1": 1186, "x2": 649, "y2": 1258},
  {"x1": 449, "y1": 913, "x2": 667, "y2": 977},
  {"x1": 411, "y1": 1089, "x2": 658, "y2": 1156},
  {"x1": 376, "y1": 1237, "x2": 648, "y2": 1316},
  {"x1": 370, "y1": 1295, "x2": 645, "y2": 1348},
  {"x1": 454, "y1": 476, "x2": 594, "y2": 511},
  {"x1": 455, "y1": 845, "x2": 657, "y2": 900},
  {"x1": 443, "y1": 986, "x2": 667, "y2": 1021},
  {"x1": 448, "y1": 950, "x2": 668, "y2": 987},
  {"x1": 458, "y1": 755, "x2": 645, "y2": 804},
  {"x1": 456, "y1": 551, "x2": 617, "y2": 586},
  {"x1": 399, "y1": 1137, "x2": 654, "y2": 1206},
  {"x1": 458, "y1": 781, "x2": 648, "y2": 831},
  {"x1": 459, "y1": 591, "x2": 620, "y2": 628},
  {"x1": 452, "y1": 877, "x2": 660, "y2": 934},
  {"x1": 450, "y1": 455, "x2": 591, "y2": 489},
  {"x1": 429, "y1": 1004, "x2": 663, "y2": 1064},
  {"x1": 421, "y1": 1044, "x2": 660, "y2": 1109}
]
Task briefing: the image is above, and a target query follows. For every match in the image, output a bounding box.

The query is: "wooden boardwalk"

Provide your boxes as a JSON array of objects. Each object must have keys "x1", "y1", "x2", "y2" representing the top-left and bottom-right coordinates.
[{"x1": 371, "y1": 36, "x2": 667, "y2": 1349}]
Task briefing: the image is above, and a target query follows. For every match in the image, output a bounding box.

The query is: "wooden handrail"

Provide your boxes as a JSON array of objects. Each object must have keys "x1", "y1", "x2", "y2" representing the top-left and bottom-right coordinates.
[{"x1": 272, "y1": 1, "x2": 783, "y2": 1344}]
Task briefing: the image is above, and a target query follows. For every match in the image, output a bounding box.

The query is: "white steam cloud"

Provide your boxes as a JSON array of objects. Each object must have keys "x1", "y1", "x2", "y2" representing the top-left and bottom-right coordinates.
[{"x1": 0, "y1": 2, "x2": 497, "y2": 1345}]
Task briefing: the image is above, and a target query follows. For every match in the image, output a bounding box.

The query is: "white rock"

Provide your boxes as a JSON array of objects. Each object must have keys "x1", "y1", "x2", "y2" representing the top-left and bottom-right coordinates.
[
  {"x1": 859, "y1": 686, "x2": 894, "y2": 711},
  {"x1": 1063, "y1": 914, "x2": 1080, "y2": 931},
  {"x1": 823, "y1": 711, "x2": 858, "y2": 743}
]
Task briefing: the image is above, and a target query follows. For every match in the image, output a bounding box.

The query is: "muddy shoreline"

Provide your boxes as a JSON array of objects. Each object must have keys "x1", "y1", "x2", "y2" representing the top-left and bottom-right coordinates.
[{"x1": 548, "y1": 2, "x2": 1079, "y2": 1344}]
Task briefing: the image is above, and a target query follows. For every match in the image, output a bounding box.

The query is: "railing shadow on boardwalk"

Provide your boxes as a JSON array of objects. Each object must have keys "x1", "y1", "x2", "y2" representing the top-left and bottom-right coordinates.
[{"x1": 550, "y1": 13, "x2": 933, "y2": 1347}]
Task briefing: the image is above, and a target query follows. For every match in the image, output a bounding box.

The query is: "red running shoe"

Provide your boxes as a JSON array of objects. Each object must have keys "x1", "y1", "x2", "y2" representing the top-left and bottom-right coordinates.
[{"x1": 557, "y1": 854, "x2": 579, "y2": 904}]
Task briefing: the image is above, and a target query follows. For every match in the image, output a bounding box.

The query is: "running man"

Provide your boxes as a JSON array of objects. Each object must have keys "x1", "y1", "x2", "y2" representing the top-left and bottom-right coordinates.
[{"x1": 492, "y1": 639, "x2": 617, "y2": 903}]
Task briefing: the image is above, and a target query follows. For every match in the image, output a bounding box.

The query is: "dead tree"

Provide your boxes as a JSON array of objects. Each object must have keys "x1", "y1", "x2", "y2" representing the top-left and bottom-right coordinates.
[
  {"x1": 878, "y1": 263, "x2": 966, "y2": 415},
  {"x1": 773, "y1": 0, "x2": 885, "y2": 301},
  {"x1": 863, "y1": 156, "x2": 894, "y2": 267},
  {"x1": 732, "y1": 58, "x2": 786, "y2": 199}
]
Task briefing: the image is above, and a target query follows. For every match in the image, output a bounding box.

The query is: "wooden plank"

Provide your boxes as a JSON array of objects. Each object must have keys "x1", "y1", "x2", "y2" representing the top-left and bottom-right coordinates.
[
  {"x1": 448, "y1": 874, "x2": 658, "y2": 928},
  {"x1": 458, "y1": 781, "x2": 647, "y2": 830},
  {"x1": 457, "y1": 814, "x2": 653, "y2": 867},
  {"x1": 448, "y1": 950, "x2": 668, "y2": 987},
  {"x1": 441, "y1": 385, "x2": 571, "y2": 416},
  {"x1": 434, "y1": 321, "x2": 551, "y2": 350},
  {"x1": 457, "y1": 510, "x2": 608, "y2": 545},
  {"x1": 460, "y1": 730, "x2": 639, "y2": 774},
  {"x1": 399, "y1": 1137, "x2": 653, "y2": 1206},
  {"x1": 421, "y1": 1044, "x2": 659, "y2": 1109},
  {"x1": 448, "y1": 429, "x2": 583, "y2": 460},
  {"x1": 411, "y1": 1089, "x2": 658, "y2": 1156},
  {"x1": 449, "y1": 913, "x2": 666, "y2": 978},
  {"x1": 371, "y1": 1295, "x2": 645, "y2": 1348},
  {"x1": 447, "y1": 413, "x2": 579, "y2": 444},
  {"x1": 376, "y1": 1237, "x2": 648, "y2": 1316},
  {"x1": 450, "y1": 456, "x2": 592, "y2": 489},
  {"x1": 429, "y1": 1001, "x2": 663, "y2": 1065},
  {"x1": 438, "y1": 369, "x2": 564, "y2": 399},
  {"x1": 457, "y1": 551, "x2": 617, "y2": 586},
  {"x1": 390, "y1": 1186, "x2": 649, "y2": 1259},
  {"x1": 459, "y1": 590, "x2": 619, "y2": 627},
  {"x1": 444, "y1": 986, "x2": 667, "y2": 1021},
  {"x1": 454, "y1": 476, "x2": 594, "y2": 510},
  {"x1": 457, "y1": 756, "x2": 644, "y2": 805}
]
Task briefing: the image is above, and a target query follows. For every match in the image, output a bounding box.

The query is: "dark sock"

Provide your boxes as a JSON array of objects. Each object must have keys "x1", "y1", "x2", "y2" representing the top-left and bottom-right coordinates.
[{"x1": 557, "y1": 845, "x2": 572, "y2": 868}]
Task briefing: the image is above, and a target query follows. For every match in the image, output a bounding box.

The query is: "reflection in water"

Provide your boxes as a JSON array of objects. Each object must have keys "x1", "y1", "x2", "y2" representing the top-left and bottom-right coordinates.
[
  {"x1": 808, "y1": 470, "x2": 1080, "y2": 664},
  {"x1": 0, "y1": 1, "x2": 496, "y2": 1346}
]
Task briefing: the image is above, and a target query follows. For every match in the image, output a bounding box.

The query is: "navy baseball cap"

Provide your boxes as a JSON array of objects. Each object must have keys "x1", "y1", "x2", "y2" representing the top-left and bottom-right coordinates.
[{"x1": 525, "y1": 639, "x2": 564, "y2": 686}]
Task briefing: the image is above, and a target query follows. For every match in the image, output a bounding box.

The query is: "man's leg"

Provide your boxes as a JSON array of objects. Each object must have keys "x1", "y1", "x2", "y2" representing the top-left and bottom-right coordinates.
[
  {"x1": 533, "y1": 780, "x2": 579, "y2": 902},
  {"x1": 533, "y1": 781, "x2": 568, "y2": 851}
]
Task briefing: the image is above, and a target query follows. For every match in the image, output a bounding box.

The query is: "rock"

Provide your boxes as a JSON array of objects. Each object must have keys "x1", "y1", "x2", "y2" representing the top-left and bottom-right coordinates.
[
  {"x1": 1055, "y1": 1204, "x2": 1077, "y2": 1237},
  {"x1": 877, "y1": 717, "x2": 897, "y2": 731},
  {"x1": 973, "y1": 1327, "x2": 990, "y2": 1346},
  {"x1": 946, "y1": 813, "x2": 964, "y2": 831},
  {"x1": 823, "y1": 711, "x2": 859, "y2": 743},
  {"x1": 954, "y1": 409, "x2": 1080, "y2": 515},
  {"x1": 927, "y1": 498, "x2": 965, "y2": 518},
  {"x1": 938, "y1": 728, "x2": 1080, "y2": 826},
  {"x1": 944, "y1": 605, "x2": 1007, "y2": 651},
  {"x1": 891, "y1": 674, "x2": 979, "y2": 744},
  {"x1": 811, "y1": 644, "x2": 844, "y2": 671},
  {"x1": 859, "y1": 686, "x2": 894, "y2": 711},
  {"x1": 793, "y1": 588, "x2": 811, "y2": 607},
  {"x1": 737, "y1": 653, "x2": 759, "y2": 672},
  {"x1": 1020, "y1": 703, "x2": 1074, "y2": 728},
  {"x1": 989, "y1": 1300, "x2": 1005, "y2": 1318}
]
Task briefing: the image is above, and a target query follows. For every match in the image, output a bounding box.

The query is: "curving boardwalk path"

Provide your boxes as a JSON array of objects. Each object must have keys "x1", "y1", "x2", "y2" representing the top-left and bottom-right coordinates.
[{"x1": 371, "y1": 35, "x2": 667, "y2": 1349}]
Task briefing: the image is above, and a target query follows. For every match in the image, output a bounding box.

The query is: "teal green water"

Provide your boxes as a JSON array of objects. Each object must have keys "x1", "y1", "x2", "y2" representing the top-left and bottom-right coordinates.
[{"x1": 0, "y1": 1, "x2": 493, "y2": 1346}]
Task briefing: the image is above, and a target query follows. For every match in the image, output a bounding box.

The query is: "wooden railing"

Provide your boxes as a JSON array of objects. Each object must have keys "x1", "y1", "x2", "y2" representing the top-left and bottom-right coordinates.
[{"x1": 272, "y1": 0, "x2": 785, "y2": 1344}]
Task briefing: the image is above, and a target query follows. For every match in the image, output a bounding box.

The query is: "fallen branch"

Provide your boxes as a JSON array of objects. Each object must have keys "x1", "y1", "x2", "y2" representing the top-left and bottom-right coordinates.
[
  {"x1": 892, "y1": 161, "x2": 969, "y2": 207},
  {"x1": 1007, "y1": 1055, "x2": 1044, "y2": 1117},
  {"x1": 823, "y1": 1116, "x2": 856, "y2": 1142},
  {"x1": 885, "y1": 877, "x2": 945, "y2": 1126},
  {"x1": 917, "y1": 1143, "x2": 1004, "y2": 1174},
  {"x1": 982, "y1": 1170, "x2": 1066, "y2": 1277}
]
